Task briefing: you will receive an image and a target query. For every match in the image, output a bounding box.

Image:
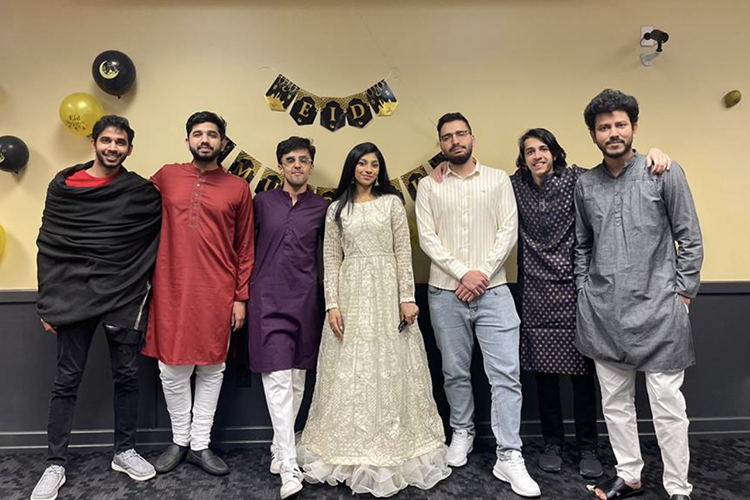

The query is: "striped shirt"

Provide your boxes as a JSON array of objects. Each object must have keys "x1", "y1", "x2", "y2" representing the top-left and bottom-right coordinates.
[{"x1": 416, "y1": 159, "x2": 518, "y2": 291}]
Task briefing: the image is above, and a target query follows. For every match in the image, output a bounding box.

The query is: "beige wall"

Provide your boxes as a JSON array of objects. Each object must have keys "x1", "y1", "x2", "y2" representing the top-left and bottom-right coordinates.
[{"x1": 1, "y1": 0, "x2": 748, "y2": 289}]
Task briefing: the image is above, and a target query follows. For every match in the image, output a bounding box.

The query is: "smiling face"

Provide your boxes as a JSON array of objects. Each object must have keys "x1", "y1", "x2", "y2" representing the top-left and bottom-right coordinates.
[
  {"x1": 354, "y1": 152, "x2": 380, "y2": 191},
  {"x1": 186, "y1": 121, "x2": 225, "y2": 163},
  {"x1": 278, "y1": 148, "x2": 314, "y2": 188},
  {"x1": 523, "y1": 137, "x2": 555, "y2": 185},
  {"x1": 591, "y1": 110, "x2": 638, "y2": 160},
  {"x1": 91, "y1": 126, "x2": 132, "y2": 171}
]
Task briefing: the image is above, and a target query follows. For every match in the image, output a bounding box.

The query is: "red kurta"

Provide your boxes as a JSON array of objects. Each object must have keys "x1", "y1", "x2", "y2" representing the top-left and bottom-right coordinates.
[{"x1": 143, "y1": 163, "x2": 255, "y2": 365}]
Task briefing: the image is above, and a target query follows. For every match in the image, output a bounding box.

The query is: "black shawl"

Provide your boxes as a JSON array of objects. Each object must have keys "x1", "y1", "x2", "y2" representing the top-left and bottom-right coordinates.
[{"x1": 36, "y1": 162, "x2": 162, "y2": 330}]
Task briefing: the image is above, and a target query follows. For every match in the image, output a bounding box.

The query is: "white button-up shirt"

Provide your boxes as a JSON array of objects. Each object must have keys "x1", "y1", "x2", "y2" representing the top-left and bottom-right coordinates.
[{"x1": 416, "y1": 159, "x2": 518, "y2": 291}]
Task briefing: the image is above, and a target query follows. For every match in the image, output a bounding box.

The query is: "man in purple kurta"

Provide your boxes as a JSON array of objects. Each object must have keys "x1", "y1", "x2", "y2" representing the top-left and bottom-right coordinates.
[{"x1": 247, "y1": 136, "x2": 328, "y2": 499}]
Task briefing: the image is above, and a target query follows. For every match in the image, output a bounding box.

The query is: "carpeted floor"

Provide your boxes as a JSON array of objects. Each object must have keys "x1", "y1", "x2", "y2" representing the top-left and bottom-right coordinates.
[{"x1": 2, "y1": 436, "x2": 748, "y2": 500}]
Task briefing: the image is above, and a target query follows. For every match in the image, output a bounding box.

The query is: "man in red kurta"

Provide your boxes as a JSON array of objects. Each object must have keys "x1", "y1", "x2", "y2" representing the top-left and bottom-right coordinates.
[{"x1": 143, "y1": 111, "x2": 254, "y2": 476}]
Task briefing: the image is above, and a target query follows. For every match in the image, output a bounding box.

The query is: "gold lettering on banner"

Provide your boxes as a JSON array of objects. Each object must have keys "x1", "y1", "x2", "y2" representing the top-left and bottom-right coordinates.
[
  {"x1": 298, "y1": 100, "x2": 313, "y2": 118},
  {"x1": 349, "y1": 104, "x2": 366, "y2": 120}
]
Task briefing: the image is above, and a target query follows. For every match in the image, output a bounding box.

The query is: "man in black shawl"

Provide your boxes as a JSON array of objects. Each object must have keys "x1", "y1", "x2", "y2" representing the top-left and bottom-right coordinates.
[{"x1": 31, "y1": 116, "x2": 161, "y2": 500}]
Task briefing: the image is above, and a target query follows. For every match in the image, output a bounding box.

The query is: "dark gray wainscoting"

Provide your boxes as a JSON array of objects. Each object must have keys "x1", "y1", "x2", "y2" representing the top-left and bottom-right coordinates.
[{"x1": 1, "y1": 282, "x2": 748, "y2": 451}]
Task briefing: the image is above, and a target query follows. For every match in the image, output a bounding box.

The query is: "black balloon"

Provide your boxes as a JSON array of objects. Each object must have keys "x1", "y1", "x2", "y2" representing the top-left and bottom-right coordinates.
[
  {"x1": 92, "y1": 50, "x2": 136, "y2": 97},
  {"x1": 0, "y1": 135, "x2": 30, "y2": 173}
]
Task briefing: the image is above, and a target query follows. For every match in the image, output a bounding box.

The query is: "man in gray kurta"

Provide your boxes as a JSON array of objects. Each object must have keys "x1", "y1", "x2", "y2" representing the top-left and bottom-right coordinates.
[{"x1": 574, "y1": 89, "x2": 702, "y2": 500}]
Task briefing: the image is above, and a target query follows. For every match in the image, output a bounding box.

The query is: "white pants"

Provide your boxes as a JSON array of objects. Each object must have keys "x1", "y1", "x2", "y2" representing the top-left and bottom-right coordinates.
[
  {"x1": 158, "y1": 361, "x2": 226, "y2": 452},
  {"x1": 261, "y1": 369, "x2": 306, "y2": 461},
  {"x1": 595, "y1": 360, "x2": 692, "y2": 497}
]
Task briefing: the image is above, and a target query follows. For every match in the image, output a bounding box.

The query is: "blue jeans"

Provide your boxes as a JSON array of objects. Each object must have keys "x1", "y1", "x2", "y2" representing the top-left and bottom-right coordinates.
[{"x1": 428, "y1": 284, "x2": 523, "y2": 456}]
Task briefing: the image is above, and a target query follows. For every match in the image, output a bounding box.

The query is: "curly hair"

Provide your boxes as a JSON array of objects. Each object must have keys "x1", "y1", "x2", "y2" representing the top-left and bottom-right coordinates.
[{"x1": 583, "y1": 89, "x2": 639, "y2": 131}]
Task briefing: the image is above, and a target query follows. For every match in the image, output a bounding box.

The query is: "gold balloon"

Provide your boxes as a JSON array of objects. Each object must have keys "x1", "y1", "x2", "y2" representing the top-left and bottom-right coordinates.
[
  {"x1": 58, "y1": 92, "x2": 105, "y2": 137},
  {"x1": 724, "y1": 90, "x2": 742, "y2": 108},
  {"x1": 0, "y1": 223, "x2": 6, "y2": 258}
]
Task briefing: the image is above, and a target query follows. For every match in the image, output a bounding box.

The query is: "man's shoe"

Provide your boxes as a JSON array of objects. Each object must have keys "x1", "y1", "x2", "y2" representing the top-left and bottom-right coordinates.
[
  {"x1": 538, "y1": 444, "x2": 562, "y2": 473},
  {"x1": 446, "y1": 429, "x2": 474, "y2": 467},
  {"x1": 579, "y1": 449, "x2": 604, "y2": 479},
  {"x1": 269, "y1": 444, "x2": 281, "y2": 475},
  {"x1": 155, "y1": 443, "x2": 189, "y2": 474},
  {"x1": 111, "y1": 449, "x2": 156, "y2": 481},
  {"x1": 493, "y1": 451, "x2": 542, "y2": 498},
  {"x1": 187, "y1": 448, "x2": 230, "y2": 476},
  {"x1": 30, "y1": 465, "x2": 66, "y2": 500},
  {"x1": 279, "y1": 459, "x2": 303, "y2": 499}
]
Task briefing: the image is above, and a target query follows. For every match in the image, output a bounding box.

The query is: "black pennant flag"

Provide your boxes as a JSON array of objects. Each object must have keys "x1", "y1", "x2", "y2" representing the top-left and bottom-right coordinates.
[
  {"x1": 320, "y1": 100, "x2": 346, "y2": 132},
  {"x1": 366, "y1": 80, "x2": 398, "y2": 116},
  {"x1": 265, "y1": 75, "x2": 300, "y2": 111},
  {"x1": 289, "y1": 95, "x2": 317, "y2": 125},
  {"x1": 346, "y1": 96, "x2": 373, "y2": 128}
]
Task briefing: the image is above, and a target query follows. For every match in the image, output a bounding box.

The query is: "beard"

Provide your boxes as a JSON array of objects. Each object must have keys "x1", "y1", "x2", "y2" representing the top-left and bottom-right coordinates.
[
  {"x1": 444, "y1": 143, "x2": 473, "y2": 165},
  {"x1": 190, "y1": 145, "x2": 221, "y2": 163},
  {"x1": 599, "y1": 137, "x2": 633, "y2": 159},
  {"x1": 95, "y1": 150, "x2": 125, "y2": 169}
]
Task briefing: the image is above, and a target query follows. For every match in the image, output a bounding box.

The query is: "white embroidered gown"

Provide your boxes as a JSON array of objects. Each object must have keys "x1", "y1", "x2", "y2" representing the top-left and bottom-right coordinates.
[{"x1": 298, "y1": 195, "x2": 450, "y2": 497}]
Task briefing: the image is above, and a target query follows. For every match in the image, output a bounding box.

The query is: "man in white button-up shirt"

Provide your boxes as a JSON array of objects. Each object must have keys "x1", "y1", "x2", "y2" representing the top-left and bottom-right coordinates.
[{"x1": 416, "y1": 113, "x2": 540, "y2": 498}]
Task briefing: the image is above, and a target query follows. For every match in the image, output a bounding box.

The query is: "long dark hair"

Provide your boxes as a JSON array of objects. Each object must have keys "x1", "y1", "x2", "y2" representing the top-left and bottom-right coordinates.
[
  {"x1": 515, "y1": 128, "x2": 567, "y2": 171},
  {"x1": 333, "y1": 142, "x2": 400, "y2": 229}
]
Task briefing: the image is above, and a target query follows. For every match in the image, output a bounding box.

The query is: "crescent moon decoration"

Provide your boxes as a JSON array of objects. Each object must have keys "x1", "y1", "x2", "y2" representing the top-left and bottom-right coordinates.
[
  {"x1": 0, "y1": 153, "x2": 5, "y2": 164},
  {"x1": 99, "y1": 61, "x2": 120, "y2": 80}
]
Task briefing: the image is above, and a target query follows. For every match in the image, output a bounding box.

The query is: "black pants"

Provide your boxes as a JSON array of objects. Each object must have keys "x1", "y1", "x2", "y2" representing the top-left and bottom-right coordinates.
[
  {"x1": 47, "y1": 319, "x2": 142, "y2": 465},
  {"x1": 535, "y1": 371, "x2": 598, "y2": 451}
]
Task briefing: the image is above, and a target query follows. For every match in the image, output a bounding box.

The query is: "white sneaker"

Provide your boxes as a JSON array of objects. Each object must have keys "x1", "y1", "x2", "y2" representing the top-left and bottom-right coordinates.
[
  {"x1": 269, "y1": 444, "x2": 281, "y2": 475},
  {"x1": 279, "y1": 459, "x2": 303, "y2": 499},
  {"x1": 111, "y1": 449, "x2": 156, "y2": 481},
  {"x1": 493, "y1": 451, "x2": 541, "y2": 497},
  {"x1": 446, "y1": 429, "x2": 474, "y2": 467},
  {"x1": 30, "y1": 465, "x2": 66, "y2": 500}
]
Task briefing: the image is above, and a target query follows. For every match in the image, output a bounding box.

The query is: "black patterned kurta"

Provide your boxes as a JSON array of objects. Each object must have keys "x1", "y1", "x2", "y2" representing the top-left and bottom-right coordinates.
[{"x1": 510, "y1": 165, "x2": 592, "y2": 375}]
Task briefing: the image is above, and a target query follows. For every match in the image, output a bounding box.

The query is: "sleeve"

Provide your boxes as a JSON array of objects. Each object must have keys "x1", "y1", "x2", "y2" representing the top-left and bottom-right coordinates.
[
  {"x1": 415, "y1": 178, "x2": 470, "y2": 281},
  {"x1": 233, "y1": 185, "x2": 255, "y2": 301},
  {"x1": 389, "y1": 197, "x2": 416, "y2": 303},
  {"x1": 322, "y1": 203, "x2": 343, "y2": 310},
  {"x1": 477, "y1": 172, "x2": 518, "y2": 278},
  {"x1": 573, "y1": 179, "x2": 593, "y2": 291},
  {"x1": 661, "y1": 163, "x2": 704, "y2": 297},
  {"x1": 150, "y1": 166, "x2": 164, "y2": 192}
]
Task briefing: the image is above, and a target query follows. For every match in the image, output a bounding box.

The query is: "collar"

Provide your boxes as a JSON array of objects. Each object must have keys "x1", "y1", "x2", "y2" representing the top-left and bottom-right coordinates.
[{"x1": 446, "y1": 157, "x2": 480, "y2": 179}]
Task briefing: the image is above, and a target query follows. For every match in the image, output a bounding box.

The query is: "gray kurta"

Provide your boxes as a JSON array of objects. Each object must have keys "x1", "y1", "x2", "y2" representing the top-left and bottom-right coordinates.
[{"x1": 573, "y1": 153, "x2": 703, "y2": 372}]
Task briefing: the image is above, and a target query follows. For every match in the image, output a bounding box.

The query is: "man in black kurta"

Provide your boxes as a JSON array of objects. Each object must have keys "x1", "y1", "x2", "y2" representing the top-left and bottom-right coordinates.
[{"x1": 32, "y1": 116, "x2": 161, "y2": 500}]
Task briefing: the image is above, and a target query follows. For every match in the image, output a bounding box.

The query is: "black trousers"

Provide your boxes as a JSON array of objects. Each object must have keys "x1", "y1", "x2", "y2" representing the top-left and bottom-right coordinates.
[
  {"x1": 46, "y1": 318, "x2": 142, "y2": 465},
  {"x1": 535, "y1": 371, "x2": 599, "y2": 451}
]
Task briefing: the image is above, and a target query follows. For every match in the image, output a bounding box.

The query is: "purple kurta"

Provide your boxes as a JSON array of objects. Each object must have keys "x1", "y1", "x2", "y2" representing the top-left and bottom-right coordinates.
[{"x1": 247, "y1": 188, "x2": 328, "y2": 373}]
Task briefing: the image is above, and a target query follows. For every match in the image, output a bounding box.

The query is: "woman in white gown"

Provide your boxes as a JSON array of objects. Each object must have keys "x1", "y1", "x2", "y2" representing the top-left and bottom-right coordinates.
[{"x1": 298, "y1": 142, "x2": 450, "y2": 497}]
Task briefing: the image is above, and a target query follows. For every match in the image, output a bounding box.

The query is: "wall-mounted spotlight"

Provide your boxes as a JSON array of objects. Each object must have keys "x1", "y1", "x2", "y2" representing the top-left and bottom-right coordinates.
[{"x1": 643, "y1": 29, "x2": 669, "y2": 52}]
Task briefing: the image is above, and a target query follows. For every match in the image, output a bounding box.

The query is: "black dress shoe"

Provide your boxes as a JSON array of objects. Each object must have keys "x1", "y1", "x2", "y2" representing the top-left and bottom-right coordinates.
[
  {"x1": 670, "y1": 495, "x2": 690, "y2": 500},
  {"x1": 579, "y1": 449, "x2": 604, "y2": 479},
  {"x1": 187, "y1": 448, "x2": 230, "y2": 476},
  {"x1": 538, "y1": 444, "x2": 562, "y2": 473},
  {"x1": 155, "y1": 444, "x2": 188, "y2": 474}
]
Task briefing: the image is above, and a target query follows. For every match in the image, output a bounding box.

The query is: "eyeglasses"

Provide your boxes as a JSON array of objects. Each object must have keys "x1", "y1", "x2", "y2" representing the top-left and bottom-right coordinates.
[
  {"x1": 282, "y1": 156, "x2": 311, "y2": 166},
  {"x1": 439, "y1": 130, "x2": 471, "y2": 143}
]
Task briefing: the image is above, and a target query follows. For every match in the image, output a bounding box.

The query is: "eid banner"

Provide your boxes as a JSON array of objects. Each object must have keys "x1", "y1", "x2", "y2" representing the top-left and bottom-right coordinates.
[
  {"x1": 227, "y1": 150, "x2": 261, "y2": 184},
  {"x1": 255, "y1": 167, "x2": 283, "y2": 194},
  {"x1": 265, "y1": 74, "x2": 396, "y2": 132}
]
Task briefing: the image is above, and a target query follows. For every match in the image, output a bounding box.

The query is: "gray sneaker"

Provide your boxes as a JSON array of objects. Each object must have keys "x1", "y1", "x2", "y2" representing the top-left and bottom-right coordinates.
[
  {"x1": 31, "y1": 465, "x2": 66, "y2": 500},
  {"x1": 111, "y1": 449, "x2": 156, "y2": 481}
]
